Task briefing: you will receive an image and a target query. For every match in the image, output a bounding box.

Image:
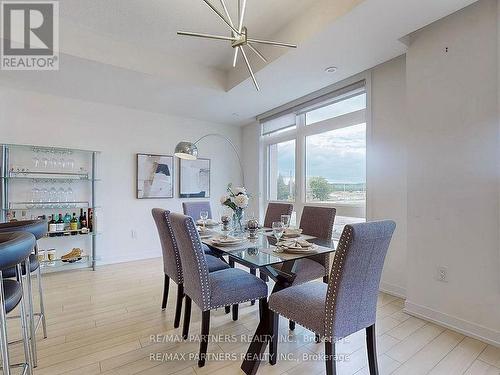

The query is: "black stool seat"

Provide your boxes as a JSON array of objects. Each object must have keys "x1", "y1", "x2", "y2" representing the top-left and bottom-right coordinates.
[
  {"x1": 0, "y1": 220, "x2": 47, "y2": 240},
  {"x1": 3, "y1": 279, "x2": 23, "y2": 313},
  {"x1": 2, "y1": 254, "x2": 39, "y2": 279}
]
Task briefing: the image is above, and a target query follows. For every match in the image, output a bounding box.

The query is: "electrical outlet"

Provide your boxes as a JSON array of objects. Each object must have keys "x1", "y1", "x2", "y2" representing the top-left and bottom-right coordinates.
[
  {"x1": 131, "y1": 229, "x2": 137, "y2": 239},
  {"x1": 437, "y1": 266, "x2": 448, "y2": 282}
]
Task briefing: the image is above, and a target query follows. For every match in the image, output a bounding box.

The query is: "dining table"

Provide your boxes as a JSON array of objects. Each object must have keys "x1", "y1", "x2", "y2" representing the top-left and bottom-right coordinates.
[{"x1": 200, "y1": 226, "x2": 337, "y2": 375}]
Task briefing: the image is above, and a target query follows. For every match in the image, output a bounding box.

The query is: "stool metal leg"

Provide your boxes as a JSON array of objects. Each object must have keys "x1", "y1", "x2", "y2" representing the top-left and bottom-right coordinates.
[
  {"x1": 0, "y1": 271, "x2": 11, "y2": 375},
  {"x1": 25, "y1": 266, "x2": 37, "y2": 367},
  {"x1": 18, "y1": 263, "x2": 33, "y2": 375},
  {"x1": 35, "y1": 265, "x2": 47, "y2": 338}
]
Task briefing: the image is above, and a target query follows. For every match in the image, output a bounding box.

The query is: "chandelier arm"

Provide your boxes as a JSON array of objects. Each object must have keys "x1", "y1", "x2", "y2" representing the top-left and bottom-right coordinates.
[
  {"x1": 247, "y1": 38, "x2": 297, "y2": 48},
  {"x1": 239, "y1": 46, "x2": 260, "y2": 91},
  {"x1": 232, "y1": 48, "x2": 239, "y2": 67},
  {"x1": 219, "y1": 0, "x2": 236, "y2": 29},
  {"x1": 247, "y1": 42, "x2": 267, "y2": 63},
  {"x1": 238, "y1": 0, "x2": 247, "y2": 33},
  {"x1": 177, "y1": 31, "x2": 238, "y2": 42},
  {"x1": 202, "y1": 0, "x2": 239, "y2": 34}
]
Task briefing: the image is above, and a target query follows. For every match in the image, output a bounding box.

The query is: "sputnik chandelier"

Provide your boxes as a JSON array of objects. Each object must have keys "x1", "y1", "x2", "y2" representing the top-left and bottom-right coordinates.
[{"x1": 177, "y1": 0, "x2": 298, "y2": 91}]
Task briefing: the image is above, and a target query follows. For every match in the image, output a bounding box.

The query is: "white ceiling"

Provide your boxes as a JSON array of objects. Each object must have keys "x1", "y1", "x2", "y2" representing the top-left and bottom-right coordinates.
[
  {"x1": 0, "y1": 0, "x2": 479, "y2": 126},
  {"x1": 59, "y1": 0, "x2": 319, "y2": 70}
]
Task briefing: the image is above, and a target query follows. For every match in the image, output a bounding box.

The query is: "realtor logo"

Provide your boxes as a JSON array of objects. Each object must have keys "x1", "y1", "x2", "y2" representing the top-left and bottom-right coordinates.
[{"x1": 1, "y1": 1, "x2": 59, "y2": 70}]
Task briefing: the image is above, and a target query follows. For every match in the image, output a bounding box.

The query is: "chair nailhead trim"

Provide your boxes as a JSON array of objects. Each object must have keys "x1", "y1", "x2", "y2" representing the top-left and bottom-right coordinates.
[
  {"x1": 164, "y1": 211, "x2": 183, "y2": 284},
  {"x1": 269, "y1": 306, "x2": 321, "y2": 335},
  {"x1": 210, "y1": 293, "x2": 268, "y2": 311},
  {"x1": 324, "y1": 226, "x2": 353, "y2": 339},
  {"x1": 185, "y1": 217, "x2": 211, "y2": 311}
]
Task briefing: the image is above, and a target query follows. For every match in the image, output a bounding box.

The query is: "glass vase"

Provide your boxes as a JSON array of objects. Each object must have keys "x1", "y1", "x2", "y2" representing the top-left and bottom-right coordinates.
[{"x1": 232, "y1": 209, "x2": 245, "y2": 235}]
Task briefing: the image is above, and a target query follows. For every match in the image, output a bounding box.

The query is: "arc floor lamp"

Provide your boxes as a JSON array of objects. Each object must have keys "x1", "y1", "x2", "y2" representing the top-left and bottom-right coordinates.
[{"x1": 174, "y1": 134, "x2": 245, "y2": 186}]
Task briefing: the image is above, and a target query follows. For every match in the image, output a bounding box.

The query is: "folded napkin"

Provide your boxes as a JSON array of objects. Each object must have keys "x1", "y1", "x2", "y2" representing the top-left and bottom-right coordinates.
[
  {"x1": 213, "y1": 235, "x2": 240, "y2": 242},
  {"x1": 277, "y1": 239, "x2": 313, "y2": 248}
]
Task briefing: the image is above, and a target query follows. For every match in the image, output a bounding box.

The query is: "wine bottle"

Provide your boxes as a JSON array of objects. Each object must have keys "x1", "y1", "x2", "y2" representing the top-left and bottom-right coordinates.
[
  {"x1": 79, "y1": 208, "x2": 84, "y2": 229},
  {"x1": 48, "y1": 215, "x2": 57, "y2": 237},
  {"x1": 63, "y1": 213, "x2": 71, "y2": 234},
  {"x1": 81, "y1": 212, "x2": 88, "y2": 229},
  {"x1": 88, "y1": 209, "x2": 93, "y2": 232},
  {"x1": 70, "y1": 213, "x2": 78, "y2": 235},
  {"x1": 56, "y1": 214, "x2": 64, "y2": 236}
]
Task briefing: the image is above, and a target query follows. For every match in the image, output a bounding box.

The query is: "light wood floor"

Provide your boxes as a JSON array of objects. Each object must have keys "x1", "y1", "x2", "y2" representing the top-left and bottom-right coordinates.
[{"x1": 7, "y1": 258, "x2": 500, "y2": 375}]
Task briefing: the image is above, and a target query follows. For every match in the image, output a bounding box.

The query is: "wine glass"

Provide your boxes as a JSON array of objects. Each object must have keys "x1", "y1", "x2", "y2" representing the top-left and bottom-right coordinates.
[
  {"x1": 272, "y1": 221, "x2": 285, "y2": 244},
  {"x1": 200, "y1": 210, "x2": 209, "y2": 230},
  {"x1": 281, "y1": 214, "x2": 291, "y2": 229}
]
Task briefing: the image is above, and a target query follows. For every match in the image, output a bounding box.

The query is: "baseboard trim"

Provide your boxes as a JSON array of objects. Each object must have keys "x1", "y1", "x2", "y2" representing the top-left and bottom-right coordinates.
[
  {"x1": 404, "y1": 301, "x2": 500, "y2": 347},
  {"x1": 97, "y1": 250, "x2": 160, "y2": 266},
  {"x1": 380, "y1": 281, "x2": 406, "y2": 299}
]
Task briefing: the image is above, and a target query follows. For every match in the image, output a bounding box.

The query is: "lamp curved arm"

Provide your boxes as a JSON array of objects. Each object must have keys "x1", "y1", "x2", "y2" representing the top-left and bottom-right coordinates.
[{"x1": 194, "y1": 133, "x2": 245, "y2": 186}]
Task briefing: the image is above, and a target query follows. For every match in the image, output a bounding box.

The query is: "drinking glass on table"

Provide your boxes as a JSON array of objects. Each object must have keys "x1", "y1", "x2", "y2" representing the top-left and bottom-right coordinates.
[
  {"x1": 200, "y1": 210, "x2": 209, "y2": 230},
  {"x1": 272, "y1": 221, "x2": 285, "y2": 244},
  {"x1": 281, "y1": 214, "x2": 291, "y2": 228}
]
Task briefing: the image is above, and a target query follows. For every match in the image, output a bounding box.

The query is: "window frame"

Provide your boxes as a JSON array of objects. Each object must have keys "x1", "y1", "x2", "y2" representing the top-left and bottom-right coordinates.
[{"x1": 261, "y1": 74, "x2": 371, "y2": 221}]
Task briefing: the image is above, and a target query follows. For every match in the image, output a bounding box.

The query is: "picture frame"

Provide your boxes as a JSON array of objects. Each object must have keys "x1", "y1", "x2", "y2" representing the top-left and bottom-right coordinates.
[
  {"x1": 179, "y1": 158, "x2": 210, "y2": 198},
  {"x1": 136, "y1": 153, "x2": 174, "y2": 199}
]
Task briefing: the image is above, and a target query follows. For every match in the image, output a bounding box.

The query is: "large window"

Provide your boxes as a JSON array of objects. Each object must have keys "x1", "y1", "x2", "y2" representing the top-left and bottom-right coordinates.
[
  {"x1": 261, "y1": 80, "x2": 367, "y2": 233},
  {"x1": 306, "y1": 123, "x2": 366, "y2": 204},
  {"x1": 268, "y1": 140, "x2": 295, "y2": 202}
]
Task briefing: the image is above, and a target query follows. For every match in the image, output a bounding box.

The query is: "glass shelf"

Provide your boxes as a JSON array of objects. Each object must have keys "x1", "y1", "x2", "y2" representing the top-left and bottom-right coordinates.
[
  {"x1": 4, "y1": 201, "x2": 100, "y2": 210},
  {"x1": 43, "y1": 230, "x2": 100, "y2": 238},
  {"x1": 40, "y1": 255, "x2": 91, "y2": 273},
  {"x1": 4, "y1": 171, "x2": 98, "y2": 181}
]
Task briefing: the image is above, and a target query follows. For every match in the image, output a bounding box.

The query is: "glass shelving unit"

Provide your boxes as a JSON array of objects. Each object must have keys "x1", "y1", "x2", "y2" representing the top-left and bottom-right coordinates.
[{"x1": 0, "y1": 144, "x2": 101, "y2": 273}]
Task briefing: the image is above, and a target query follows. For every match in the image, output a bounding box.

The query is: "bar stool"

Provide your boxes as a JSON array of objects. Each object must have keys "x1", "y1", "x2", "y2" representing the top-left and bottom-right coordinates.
[
  {"x1": 0, "y1": 232, "x2": 35, "y2": 375},
  {"x1": 0, "y1": 220, "x2": 48, "y2": 367}
]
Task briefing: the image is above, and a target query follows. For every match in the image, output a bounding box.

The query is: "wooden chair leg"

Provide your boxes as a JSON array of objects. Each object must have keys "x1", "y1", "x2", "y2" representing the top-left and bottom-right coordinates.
[
  {"x1": 232, "y1": 304, "x2": 238, "y2": 321},
  {"x1": 161, "y1": 275, "x2": 169, "y2": 310},
  {"x1": 173, "y1": 284, "x2": 184, "y2": 328},
  {"x1": 225, "y1": 306, "x2": 230, "y2": 314},
  {"x1": 182, "y1": 296, "x2": 192, "y2": 340},
  {"x1": 198, "y1": 310, "x2": 211, "y2": 367},
  {"x1": 325, "y1": 340, "x2": 336, "y2": 375},
  {"x1": 250, "y1": 268, "x2": 256, "y2": 305},
  {"x1": 269, "y1": 310, "x2": 279, "y2": 365},
  {"x1": 289, "y1": 320, "x2": 295, "y2": 331},
  {"x1": 366, "y1": 324, "x2": 379, "y2": 375}
]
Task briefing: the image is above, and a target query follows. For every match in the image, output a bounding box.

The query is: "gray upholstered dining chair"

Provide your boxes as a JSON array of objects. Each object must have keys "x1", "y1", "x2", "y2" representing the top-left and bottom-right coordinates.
[
  {"x1": 263, "y1": 203, "x2": 293, "y2": 228},
  {"x1": 168, "y1": 212, "x2": 268, "y2": 368},
  {"x1": 182, "y1": 201, "x2": 216, "y2": 256},
  {"x1": 268, "y1": 220, "x2": 396, "y2": 375},
  {"x1": 273, "y1": 206, "x2": 336, "y2": 331},
  {"x1": 182, "y1": 201, "x2": 212, "y2": 220},
  {"x1": 152, "y1": 209, "x2": 230, "y2": 328}
]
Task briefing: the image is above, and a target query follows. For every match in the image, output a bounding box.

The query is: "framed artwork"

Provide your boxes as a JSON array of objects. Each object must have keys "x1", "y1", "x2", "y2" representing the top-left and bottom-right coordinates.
[
  {"x1": 136, "y1": 153, "x2": 174, "y2": 199},
  {"x1": 179, "y1": 158, "x2": 210, "y2": 198}
]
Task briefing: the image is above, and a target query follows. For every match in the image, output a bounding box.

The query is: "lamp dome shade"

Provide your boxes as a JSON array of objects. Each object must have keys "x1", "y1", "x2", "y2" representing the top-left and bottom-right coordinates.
[{"x1": 174, "y1": 141, "x2": 198, "y2": 160}]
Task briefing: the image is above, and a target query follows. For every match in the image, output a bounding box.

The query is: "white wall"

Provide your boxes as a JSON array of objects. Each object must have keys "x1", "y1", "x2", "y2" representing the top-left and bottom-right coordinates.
[
  {"x1": 405, "y1": 0, "x2": 500, "y2": 344},
  {"x1": 0, "y1": 88, "x2": 242, "y2": 265},
  {"x1": 241, "y1": 122, "x2": 263, "y2": 219},
  {"x1": 368, "y1": 55, "x2": 408, "y2": 297}
]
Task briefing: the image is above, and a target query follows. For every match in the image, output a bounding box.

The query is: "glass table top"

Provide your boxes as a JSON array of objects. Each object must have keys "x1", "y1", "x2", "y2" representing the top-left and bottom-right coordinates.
[{"x1": 201, "y1": 229, "x2": 337, "y2": 268}]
